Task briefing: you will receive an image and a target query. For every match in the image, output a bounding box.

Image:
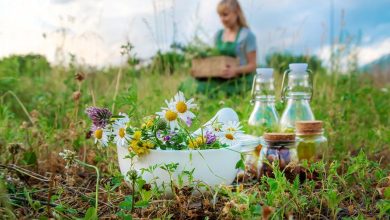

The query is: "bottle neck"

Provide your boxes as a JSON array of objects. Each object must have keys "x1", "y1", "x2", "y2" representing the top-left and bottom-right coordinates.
[
  {"x1": 285, "y1": 92, "x2": 311, "y2": 102},
  {"x1": 252, "y1": 95, "x2": 276, "y2": 104}
]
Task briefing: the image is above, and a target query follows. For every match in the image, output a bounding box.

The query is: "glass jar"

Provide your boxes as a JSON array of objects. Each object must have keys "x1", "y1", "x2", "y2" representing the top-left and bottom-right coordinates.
[
  {"x1": 296, "y1": 121, "x2": 328, "y2": 161},
  {"x1": 238, "y1": 135, "x2": 262, "y2": 179},
  {"x1": 280, "y1": 63, "x2": 315, "y2": 132},
  {"x1": 259, "y1": 133, "x2": 298, "y2": 175}
]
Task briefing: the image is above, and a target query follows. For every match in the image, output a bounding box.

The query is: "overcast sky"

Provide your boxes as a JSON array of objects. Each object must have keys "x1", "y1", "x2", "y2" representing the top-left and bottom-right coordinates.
[{"x1": 0, "y1": 0, "x2": 389, "y2": 66}]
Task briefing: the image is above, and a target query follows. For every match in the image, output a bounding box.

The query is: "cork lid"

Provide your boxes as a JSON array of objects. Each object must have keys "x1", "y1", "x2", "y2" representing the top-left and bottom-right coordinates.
[
  {"x1": 296, "y1": 121, "x2": 323, "y2": 134},
  {"x1": 263, "y1": 133, "x2": 296, "y2": 142}
]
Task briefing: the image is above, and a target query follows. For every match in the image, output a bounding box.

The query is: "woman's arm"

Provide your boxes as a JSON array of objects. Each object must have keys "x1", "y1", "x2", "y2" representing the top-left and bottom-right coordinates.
[{"x1": 221, "y1": 51, "x2": 257, "y2": 79}]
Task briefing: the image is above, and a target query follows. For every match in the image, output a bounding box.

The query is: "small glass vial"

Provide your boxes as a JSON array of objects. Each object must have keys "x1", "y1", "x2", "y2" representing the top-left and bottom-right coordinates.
[
  {"x1": 259, "y1": 133, "x2": 298, "y2": 175},
  {"x1": 296, "y1": 121, "x2": 328, "y2": 161}
]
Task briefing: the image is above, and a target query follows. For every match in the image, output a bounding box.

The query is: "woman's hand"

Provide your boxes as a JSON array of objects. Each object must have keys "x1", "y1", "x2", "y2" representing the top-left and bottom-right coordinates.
[{"x1": 221, "y1": 65, "x2": 237, "y2": 79}]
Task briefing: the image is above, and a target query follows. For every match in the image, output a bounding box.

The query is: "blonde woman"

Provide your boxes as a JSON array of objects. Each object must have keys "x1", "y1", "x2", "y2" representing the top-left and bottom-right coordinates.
[{"x1": 196, "y1": 0, "x2": 257, "y2": 96}]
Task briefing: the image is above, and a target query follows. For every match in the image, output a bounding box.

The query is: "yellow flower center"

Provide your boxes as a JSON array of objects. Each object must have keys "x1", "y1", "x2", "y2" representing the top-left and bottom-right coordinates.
[
  {"x1": 227, "y1": 127, "x2": 236, "y2": 132},
  {"x1": 119, "y1": 127, "x2": 125, "y2": 138},
  {"x1": 225, "y1": 133, "x2": 234, "y2": 140},
  {"x1": 94, "y1": 129, "x2": 103, "y2": 140},
  {"x1": 165, "y1": 110, "x2": 178, "y2": 121},
  {"x1": 176, "y1": 101, "x2": 187, "y2": 113}
]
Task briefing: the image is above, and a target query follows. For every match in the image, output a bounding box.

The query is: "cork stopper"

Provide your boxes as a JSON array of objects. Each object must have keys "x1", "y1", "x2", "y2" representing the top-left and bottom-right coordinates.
[
  {"x1": 296, "y1": 121, "x2": 323, "y2": 134},
  {"x1": 263, "y1": 133, "x2": 296, "y2": 142}
]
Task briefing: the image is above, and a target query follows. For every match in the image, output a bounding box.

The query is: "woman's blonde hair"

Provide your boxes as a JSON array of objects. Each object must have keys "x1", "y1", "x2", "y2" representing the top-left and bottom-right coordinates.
[{"x1": 217, "y1": 0, "x2": 248, "y2": 28}]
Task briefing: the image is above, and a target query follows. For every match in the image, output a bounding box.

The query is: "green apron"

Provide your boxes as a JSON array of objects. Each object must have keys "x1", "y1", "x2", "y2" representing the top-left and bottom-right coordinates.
[{"x1": 180, "y1": 28, "x2": 253, "y2": 97}]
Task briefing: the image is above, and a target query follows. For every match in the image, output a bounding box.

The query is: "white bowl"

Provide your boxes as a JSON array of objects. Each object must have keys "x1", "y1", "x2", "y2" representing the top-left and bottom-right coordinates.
[{"x1": 117, "y1": 144, "x2": 242, "y2": 187}]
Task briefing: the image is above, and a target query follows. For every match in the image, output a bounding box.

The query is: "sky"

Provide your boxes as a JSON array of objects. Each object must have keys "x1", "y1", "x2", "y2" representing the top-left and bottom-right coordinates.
[{"x1": 0, "y1": 0, "x2": 389, "y2": 67}]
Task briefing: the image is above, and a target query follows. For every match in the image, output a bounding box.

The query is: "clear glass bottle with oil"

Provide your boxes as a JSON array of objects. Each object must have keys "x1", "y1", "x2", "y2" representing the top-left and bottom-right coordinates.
[{"x1": 295, "y1": 121, "x2": 328, "y2": 162}]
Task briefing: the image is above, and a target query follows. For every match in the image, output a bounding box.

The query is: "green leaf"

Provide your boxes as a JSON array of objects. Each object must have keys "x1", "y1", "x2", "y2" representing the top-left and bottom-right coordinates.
[
  {"x1": 116, "y1": 211, "x2": 133, "y2": 220},
  {"x1": 384, "y1": 187, "x2": 390, "y2": 199},
  {"x1": 119, "y1": 196, "x2": 133, "y2": 211},
  {"x1": 250, "y1": 204, "x2": 262, "y2": 215},
  {"x1": 22, "y1": 151, "x2": 37, "y2": 165},
  {"x1": 134, "y1": 200, "x2": 149, "y2": 208},
  {"x1": 235, "y1": 158, "x2": 245, "y2": 170},
  {"x1": 83, "y1": 207, "x2": 97, "y2": 220}
]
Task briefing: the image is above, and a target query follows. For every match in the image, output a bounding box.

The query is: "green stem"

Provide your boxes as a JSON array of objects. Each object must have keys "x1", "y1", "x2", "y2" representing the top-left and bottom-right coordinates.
[
  {"x1": 153, "y1": 127, "x2": 163, "y2": 147},
  {"x1": 76, "y1": 160, "x2": 100, "y2": 215},
  {"x1": 131, "y1": 178, "x2": 135, "y2": 213},
  {"x1": 111, "y1": 67, "x2": 122, "y2": 113},
  {"x1": 1, "y1": 90, "x2": 34, "y2": 125}
]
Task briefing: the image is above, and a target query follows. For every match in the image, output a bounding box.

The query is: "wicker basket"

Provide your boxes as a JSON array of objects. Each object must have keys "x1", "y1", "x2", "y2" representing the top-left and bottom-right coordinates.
[{"x1": 191, "y1": 56, "x2": 239, "y2": 78}]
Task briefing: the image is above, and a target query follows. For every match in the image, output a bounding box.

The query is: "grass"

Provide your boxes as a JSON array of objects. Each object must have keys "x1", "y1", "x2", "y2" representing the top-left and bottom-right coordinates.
[{"x1": 0, "y1": 53, "x2": 389, "y2": 219}]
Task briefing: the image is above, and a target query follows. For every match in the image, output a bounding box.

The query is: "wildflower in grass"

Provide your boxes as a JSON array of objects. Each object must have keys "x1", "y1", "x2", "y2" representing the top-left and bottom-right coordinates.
[
  {"x1": 205, "y1": 130, "x2": 217, "y2": 144},
  {"x1": 211, "y1": 120, "x2": 223, "y2": 132},
  {"x1": 132, "y1": 130, "x2": 142, "y2": 141},
  {"x1": 116, "y1": 112, "x2": 130, "y2": 125},
  {"x1": 156, "y1": 103, "x2": 180, "y2": 131},
  {"x1": 93, "y1": 127, "x2": 109, "y2": 147},
  {"x1": 143, "y1": 140, "x2": 155, "y2": 149},
  {"x1": 163, "y1": 135, "x2": 171, "y2": 142},
  {"x1": 59, "y1": 149, "x2": 78, "y2": 169},
  {"x1": 141, "y1": 116, "x2": 155, "y2": 129},
  {"x1": 189, "y1": 136, "x2": 206, "y2": 149},
  {"x1": 219, "y1": 121, "x2": 243, "y2": 145},
  {"x1": 129, "y1": 134, "x2": 154, "y2": 156},
  {"x1": 186, "y1": 117, "x2": 193, "y2": 127},
  {"x1": 172, "y1": 91, "x2": 197, "y2": 123},
  {"x1": 113, "y1": 113, "x2": 131, "y2": 148},
  {"x1": 85, "y1": 106, "x2": 112, "y2": 128}
]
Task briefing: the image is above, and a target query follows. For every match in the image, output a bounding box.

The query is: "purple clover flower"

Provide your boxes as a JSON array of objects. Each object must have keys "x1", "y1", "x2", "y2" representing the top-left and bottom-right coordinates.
[
  {"x1": 163, "y1": 135, "x2": 171, "y2": 141},
  {"x1": 85, "y1": 106, "x2": 112, "y2": 128},
  {"x1": 205, "y1": 130, "x2": 217, "y2": 144},
  {"x1": 186, "y1": 117, "x2": 193, "y2": 127}
]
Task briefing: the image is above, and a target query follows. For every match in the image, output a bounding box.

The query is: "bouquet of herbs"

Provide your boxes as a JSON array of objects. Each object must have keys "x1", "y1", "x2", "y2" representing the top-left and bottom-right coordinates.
[{"x1": 85, "y1": 91, "x2": 243, "y2": 157}]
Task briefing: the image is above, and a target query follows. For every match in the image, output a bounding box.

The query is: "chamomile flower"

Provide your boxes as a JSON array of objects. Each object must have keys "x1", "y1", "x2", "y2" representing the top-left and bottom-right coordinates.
[
  {"x1": 172, "y1": 91, "x2": 196, "y2": 124},
  {"x1": 218, "y1": 121, "x2": 243, "y2": 146},
  {"x1": 112, "y1": 114, "x2": 131, "y2": 148},
  {"x1": 116, "y1": 112, "x2": 130, "y2": 125},
  {"x1": 156, "y1": 103, "x2": 179, "y2": 131},
  {"x1": 93, "y1": 127, "x2": 109, "y2": 147}
]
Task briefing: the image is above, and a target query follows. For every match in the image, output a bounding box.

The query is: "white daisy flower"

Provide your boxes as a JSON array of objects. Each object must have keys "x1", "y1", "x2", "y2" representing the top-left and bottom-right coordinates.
[
  {"x1": 171, "y1": 91, "x2": 197, "y2": 125},
  {"x1": 218, "y1": 121, "x2": 243, "y2": 146},
  {"x1": 112, "y1": 114, "x2": 131, "y2": 148},
  {"x1": 93, "y1": 127, "x2": 110, "y2": 147},
  {"x1": 116, "y1": 112, "x2": 130, "y2": 125},
  {"x1": 156, "y1": 103, "x2": 179, "y2": 131}
]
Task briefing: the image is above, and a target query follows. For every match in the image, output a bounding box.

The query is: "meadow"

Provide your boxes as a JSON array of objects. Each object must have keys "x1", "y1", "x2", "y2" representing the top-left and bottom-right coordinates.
[{"x1": 0, "y1": 49, "x2": 389, "y2": 219}]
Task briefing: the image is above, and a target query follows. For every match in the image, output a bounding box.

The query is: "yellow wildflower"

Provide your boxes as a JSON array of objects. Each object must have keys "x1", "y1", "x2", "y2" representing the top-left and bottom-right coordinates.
[
  {"x1": 188, "y1": 136, "x2": 206, "y2": 149},
  {"x1": 133, "y1": 131, "x2": 142, "y2": 141}
]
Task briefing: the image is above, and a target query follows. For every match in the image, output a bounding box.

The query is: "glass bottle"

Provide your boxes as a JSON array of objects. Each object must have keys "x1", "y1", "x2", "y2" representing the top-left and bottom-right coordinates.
[
  {"x1": 245, "y1": 68, "x2": 279, "y2": 176},
  {"x1": 280, "y1": 63, "x2": 315, "y2": 132},
  {"x1": 259, "y1": 133, "x2": 298, "y2": 175},
  {"x1": 248, "y1": 68, "x2": 279, "y2": 134},
  {"x1": 296, "y1": 121, "x2": 328, "y2": 162}
]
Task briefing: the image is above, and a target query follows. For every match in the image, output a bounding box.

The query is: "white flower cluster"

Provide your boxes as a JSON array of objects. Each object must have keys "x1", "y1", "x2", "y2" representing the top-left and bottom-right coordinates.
[
  {"x1": 92, "y1": 112, "x2": 131, "y2": 148},
  {"x1": 156, "y1": 91, "x2": 197, "y2": 131}
]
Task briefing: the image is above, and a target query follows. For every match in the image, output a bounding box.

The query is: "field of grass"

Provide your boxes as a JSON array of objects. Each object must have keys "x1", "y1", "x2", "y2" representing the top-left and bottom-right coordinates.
[{"x1": 0, "y1": 52, "x2": 389, "y2": 219}]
